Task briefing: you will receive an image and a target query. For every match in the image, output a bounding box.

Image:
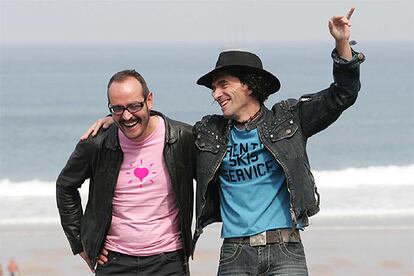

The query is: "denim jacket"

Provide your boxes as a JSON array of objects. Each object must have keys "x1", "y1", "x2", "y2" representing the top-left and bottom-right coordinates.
[{"x1": 192, "y1": 49, "x2": 365, "y2": 253}]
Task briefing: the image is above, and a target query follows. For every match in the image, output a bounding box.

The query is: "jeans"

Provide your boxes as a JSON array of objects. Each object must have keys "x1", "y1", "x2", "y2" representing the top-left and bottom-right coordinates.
[
  {"x1": 217, "y1": 242, "x2": 308, "y2": 276},
  {"x1": 95, "y1": 249, "x2": 189, "y2": 276}
]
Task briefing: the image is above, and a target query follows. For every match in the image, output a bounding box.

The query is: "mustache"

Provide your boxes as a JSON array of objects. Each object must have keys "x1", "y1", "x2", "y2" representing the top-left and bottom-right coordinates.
[{"x1": 119, "y1": 117, "x2": 141, "y2": 124}]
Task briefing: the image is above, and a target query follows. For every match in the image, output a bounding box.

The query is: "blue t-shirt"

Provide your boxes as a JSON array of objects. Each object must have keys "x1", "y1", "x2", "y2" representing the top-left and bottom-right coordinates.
[{"x1": 219, "y1": 126, "x2": 293, "y2": 238}]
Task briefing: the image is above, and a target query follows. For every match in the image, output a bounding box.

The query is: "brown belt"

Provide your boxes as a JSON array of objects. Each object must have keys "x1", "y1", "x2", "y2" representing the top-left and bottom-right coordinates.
[{"x1": 223, "y1": 229, "x2": 301, "y2": 246}]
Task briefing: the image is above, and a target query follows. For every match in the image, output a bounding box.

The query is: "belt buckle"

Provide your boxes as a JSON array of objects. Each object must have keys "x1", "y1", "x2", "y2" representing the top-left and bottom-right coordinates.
[{"x1": 249, "y1": 231, "x2": 266, "y2": 246}]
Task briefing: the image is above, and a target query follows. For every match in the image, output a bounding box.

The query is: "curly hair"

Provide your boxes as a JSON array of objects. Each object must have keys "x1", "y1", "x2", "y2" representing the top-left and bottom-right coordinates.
[{"x1": 226, "y1": 70, "x2": 272, "y2": 103}]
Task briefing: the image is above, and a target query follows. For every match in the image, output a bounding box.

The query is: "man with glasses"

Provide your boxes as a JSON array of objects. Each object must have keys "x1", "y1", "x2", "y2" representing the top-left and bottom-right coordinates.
[{"x1": 56, "y1": 69, "x2": 195, "y2": 275}]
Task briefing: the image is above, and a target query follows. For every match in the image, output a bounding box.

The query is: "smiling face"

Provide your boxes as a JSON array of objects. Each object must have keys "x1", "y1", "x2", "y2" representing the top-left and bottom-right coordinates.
[
  {"x1": 108, "y1": 77, "x2": 155, "y2": 142},
  {"x1": 211, "y1": 72, "x2": 259, "y2": 122}
]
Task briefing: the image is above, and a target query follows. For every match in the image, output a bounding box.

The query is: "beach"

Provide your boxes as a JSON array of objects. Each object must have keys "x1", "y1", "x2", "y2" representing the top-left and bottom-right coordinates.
[
  {"x1": 1, "y1": 0, "x2": 414, "y2": 273},
  {"x1": 1, "y1": 41, "x2": 413, "y2": 275},
  {"x1": 1, "y1": 215, "x2": 413, "y2": 276}
]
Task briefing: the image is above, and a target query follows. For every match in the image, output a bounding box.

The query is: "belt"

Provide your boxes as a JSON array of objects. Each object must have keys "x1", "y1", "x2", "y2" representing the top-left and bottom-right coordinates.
[
  {"x1": 106, "y1": 249, "x2": 184, "y2": 260},
  {"x1": 223, "y1": 229, "x2": 301, "y2": 247}
]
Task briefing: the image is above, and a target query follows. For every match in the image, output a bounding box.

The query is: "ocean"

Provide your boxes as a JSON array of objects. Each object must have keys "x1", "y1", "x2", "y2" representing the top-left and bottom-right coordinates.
[{"x1": 0, "y1": 41, "x2": 413, "y2": 224}]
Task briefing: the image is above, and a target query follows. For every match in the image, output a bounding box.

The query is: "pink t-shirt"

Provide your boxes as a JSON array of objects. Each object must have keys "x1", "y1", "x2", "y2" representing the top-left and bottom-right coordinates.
[{"x1": 104, "y1": 116, "x2": 182, "y2": 256}]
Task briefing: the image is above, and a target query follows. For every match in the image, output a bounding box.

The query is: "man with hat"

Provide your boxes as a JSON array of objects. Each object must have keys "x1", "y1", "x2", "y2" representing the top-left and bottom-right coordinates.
[
  {"x1": 192, "y1": 7, "x2": 364, "y2": 275},
  {"x1": 82, "y1": 7, "x2": 365, "y2": 275}
]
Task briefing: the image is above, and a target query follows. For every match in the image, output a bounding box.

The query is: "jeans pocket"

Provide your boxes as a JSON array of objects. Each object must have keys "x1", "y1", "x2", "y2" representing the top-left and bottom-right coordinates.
[
  {"x1": 280, "y1": 242, "x2": 306, "y2": 261},
  {"x1": 219, "y1": 243, "x2": 243, "y2": 265}
]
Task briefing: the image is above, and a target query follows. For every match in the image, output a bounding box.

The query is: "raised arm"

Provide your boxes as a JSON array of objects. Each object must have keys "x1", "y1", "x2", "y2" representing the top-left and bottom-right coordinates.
[
  {"x1": 329, "y1": 7, "x2": 355, "y2": 60},
  {"x1": 287, "y1": 7, "x2": 365, "y2": 138}
]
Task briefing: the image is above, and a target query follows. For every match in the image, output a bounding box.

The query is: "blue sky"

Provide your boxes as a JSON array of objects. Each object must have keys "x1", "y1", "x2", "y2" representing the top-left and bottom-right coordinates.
[{"x1": 1, "y1": 0, "x2": 413, "y2": 45}]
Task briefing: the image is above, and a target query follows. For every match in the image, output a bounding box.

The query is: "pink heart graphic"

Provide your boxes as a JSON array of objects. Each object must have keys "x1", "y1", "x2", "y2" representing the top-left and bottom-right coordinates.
[{"x1": 134, "y1": 167, "x2": 149, "y2": 181}]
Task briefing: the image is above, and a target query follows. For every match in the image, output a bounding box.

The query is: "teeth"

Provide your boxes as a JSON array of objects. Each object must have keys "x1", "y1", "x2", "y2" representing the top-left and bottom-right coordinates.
[
  {"x1": 123, "y1": 121, "x2": 138, "y2": 127},
  {"x1": 220, "y1": 100, "x2": 229, "y2": 107}
]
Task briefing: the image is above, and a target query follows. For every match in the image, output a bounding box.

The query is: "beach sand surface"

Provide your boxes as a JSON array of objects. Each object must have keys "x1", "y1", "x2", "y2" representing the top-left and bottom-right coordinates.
[{"x1": 0, "y1": 216, "x2": 413, "y2": 276}]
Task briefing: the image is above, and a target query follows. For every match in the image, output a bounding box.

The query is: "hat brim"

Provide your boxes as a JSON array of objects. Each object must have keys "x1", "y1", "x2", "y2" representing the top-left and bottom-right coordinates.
[{"x1": 197, "y1": 65, "x2": 280, "y2": 95}]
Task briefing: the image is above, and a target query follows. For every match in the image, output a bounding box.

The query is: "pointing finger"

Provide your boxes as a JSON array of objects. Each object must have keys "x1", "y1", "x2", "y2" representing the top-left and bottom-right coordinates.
[{"x1": 346, "y1": 7, "x2": 355, "y2": 20}]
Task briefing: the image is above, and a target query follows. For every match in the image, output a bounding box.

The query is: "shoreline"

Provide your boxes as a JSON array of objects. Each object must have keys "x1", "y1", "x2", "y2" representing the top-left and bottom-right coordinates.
[{"x1": 1, "y1": 215, "x2": 413, "y2": 275}]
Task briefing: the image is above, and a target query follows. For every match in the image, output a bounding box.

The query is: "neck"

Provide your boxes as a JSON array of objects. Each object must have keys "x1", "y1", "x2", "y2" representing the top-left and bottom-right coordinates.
[
  {"x1": 234, "y1": 105, "x2": 261, "y2": 128},
  {"x1": 132, "y1": 115, "x2": 159, "y2": 142}
]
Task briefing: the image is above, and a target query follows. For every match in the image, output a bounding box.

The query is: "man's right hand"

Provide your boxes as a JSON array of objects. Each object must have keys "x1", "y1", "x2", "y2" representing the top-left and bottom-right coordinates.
[
  {"x1": 328, "y1": 7, "x2": 355, "y2": 61},
  {"x1": 97, "y1": 248, "x2": 109, "y2": 265},
  {"x1": 79, "y1": 251, "x2": 95, "y2": 273},
  {"x1": 80, "y1": 117, "x2": 114, "y2": 140}
]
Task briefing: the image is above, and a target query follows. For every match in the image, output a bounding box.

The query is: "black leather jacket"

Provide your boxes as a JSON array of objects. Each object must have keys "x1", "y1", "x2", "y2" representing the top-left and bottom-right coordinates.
[
  {"x1": 192, "y1": 50, "x2": 365, "y2": 252},
  {"x1": 56, "y1": 111, "x2": 195, "y2": 269}
]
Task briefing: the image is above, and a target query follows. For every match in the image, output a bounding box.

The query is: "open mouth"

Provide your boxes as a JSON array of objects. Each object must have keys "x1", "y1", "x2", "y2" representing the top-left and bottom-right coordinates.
[
  {"x1": 219, "y1": 99, "x2": 229, "y2": 108},
  {"x1": 122, "y1": 120, "x2": 139, "y2": 128}
]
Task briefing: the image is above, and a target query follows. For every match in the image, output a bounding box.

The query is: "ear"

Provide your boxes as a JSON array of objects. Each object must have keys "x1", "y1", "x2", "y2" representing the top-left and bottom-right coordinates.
[
  {"x1": 241, "y1": 83, "x2": 252, "y2": 95},
  {"x1": 146, "y1": 92, "x2": 153, "y2": 110}
]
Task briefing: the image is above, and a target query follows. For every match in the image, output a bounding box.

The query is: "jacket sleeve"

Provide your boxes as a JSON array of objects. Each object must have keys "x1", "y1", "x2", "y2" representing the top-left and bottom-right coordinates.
[
  {"x1": 294, "y1": 48, "x2": 365, "y2": 138},
  {"x1": 56, "y1": 139, "x2": 93, "y2": 255}
]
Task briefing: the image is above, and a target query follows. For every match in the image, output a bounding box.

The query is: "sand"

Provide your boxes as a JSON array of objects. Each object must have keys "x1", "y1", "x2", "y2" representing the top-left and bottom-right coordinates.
[{"x1": 1, "y1": 215, "x2": 413, "y2": 276}]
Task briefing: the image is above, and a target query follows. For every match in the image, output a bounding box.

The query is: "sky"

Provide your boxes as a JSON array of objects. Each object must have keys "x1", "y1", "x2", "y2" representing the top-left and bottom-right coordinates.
[{"x1": 1, "y1": 0, "x2": 413, "y2": 45}]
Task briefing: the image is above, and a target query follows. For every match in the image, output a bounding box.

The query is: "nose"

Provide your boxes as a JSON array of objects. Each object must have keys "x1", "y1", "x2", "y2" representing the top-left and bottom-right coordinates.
[
  {"x1": 212, "y1": 88, "x2": 223, "y2": 101},
  {"x1": 121, "y1": 109, "x2": 134, "y2": 120}
]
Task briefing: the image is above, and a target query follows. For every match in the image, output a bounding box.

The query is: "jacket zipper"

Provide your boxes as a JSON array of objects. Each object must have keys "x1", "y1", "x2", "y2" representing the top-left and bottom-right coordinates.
[
  {"x1": 258, "y1": 129, "x2": 298, "y2": 227},
  {"x1": 162, "y1": 115, "x2": 190, "y2": 258},
  {"x1": 163, "y1": 137, "x2": 187, "y2": 258},
  {"x1": 195, "y1": 125, "x2": 230, "y2": 235}
]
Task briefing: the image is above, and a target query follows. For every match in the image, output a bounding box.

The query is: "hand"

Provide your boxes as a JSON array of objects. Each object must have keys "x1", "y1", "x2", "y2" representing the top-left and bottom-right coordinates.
[
  {"x1": 329, "y1": 7, "x2": 355, "y2": 60},
  {"x1": 79, "y1": 251, "x2": 95, "y2": 273},
  {"x1": 329, "y1": 7, "x2": 354, "y2": 42},
  {"x1": 80, "y1": 116, "x2": 114, "y2": 140},
  {"x1": 97, "y1": 248, "x2": 109, "y2": 265}
]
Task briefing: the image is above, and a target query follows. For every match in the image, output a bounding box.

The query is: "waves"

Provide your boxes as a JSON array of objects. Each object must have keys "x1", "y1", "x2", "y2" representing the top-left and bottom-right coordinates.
[
  {"x1": 0, "y1": 179, "x2": 90, "y2": 197},
  {"x1": 1, "y1": 165, "x2": 413, "y2": 224},
  {"x1": 313, "y1": 165, "x2": 414, "y2": 188},
  {"x1": 0, "y1": 179, "x2": 90, "y2": 225},
  {"x1": 311, "y1": 164, "x2": 414, "y2": 218}
]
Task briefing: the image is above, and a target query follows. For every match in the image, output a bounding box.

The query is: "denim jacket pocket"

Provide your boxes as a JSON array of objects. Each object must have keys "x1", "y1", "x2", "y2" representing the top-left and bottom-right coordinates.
[
  {"x1": 265, "y1": 121, "x2": 305, "y2": 159},
  {"x1": 195, "y1": 133, "x2": 223, "y2": 154},
  {"x1": 269, "y1": 123, "x2": 298, "y2": 142}
]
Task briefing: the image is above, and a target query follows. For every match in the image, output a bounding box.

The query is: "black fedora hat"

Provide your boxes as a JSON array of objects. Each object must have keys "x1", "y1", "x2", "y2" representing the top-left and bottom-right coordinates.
[{"x1": 197, "y1": 50, "x2": 280, "y2": 95}]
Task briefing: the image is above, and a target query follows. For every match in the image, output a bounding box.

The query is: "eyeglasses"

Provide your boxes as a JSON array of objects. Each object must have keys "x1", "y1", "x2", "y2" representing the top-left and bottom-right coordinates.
[{"x1": 108, "y1": 100, "x2": 146, "y2": 115}]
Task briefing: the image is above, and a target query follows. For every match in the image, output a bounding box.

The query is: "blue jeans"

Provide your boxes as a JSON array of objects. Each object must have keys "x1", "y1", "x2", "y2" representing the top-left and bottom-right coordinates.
[
  {"x1": 95, "y1": 249, "x2": 189, "y2": 276},
  {"x1": 217, "y1": 242, "x2": 308, "y2": 276}
]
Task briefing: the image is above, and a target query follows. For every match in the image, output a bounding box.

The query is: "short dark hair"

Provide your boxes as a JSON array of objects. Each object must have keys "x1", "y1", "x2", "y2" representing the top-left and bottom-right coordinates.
[
  {"x1": 107, "y1": 69, "x2": 150, "y2": 99},
  {"x1": 226, "y1": 69, "x2": 272, "y2": 104}
]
